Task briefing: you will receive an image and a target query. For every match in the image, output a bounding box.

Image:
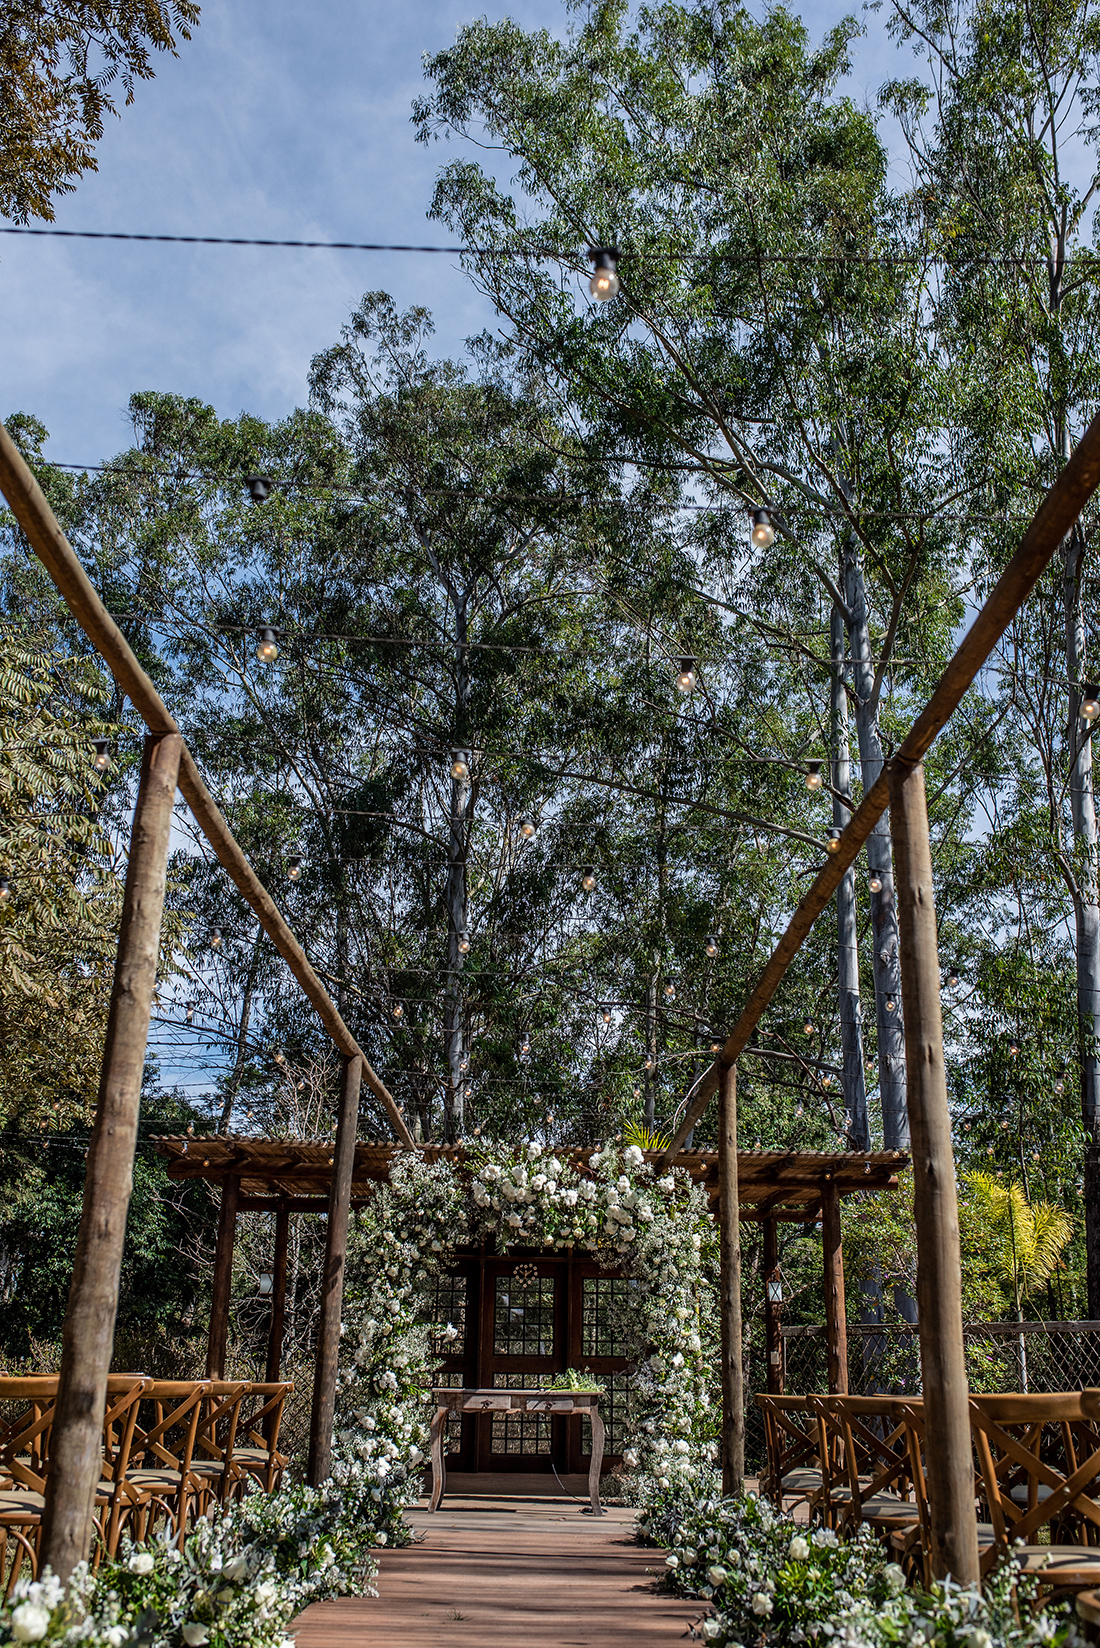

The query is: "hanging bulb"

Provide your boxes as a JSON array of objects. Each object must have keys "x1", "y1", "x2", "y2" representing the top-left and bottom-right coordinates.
[
  {"x1": 274, "y1": 1048, "x2": 285, "y2": 1064},
  {"x1": 582, "y1": 866, "x2": 597, "y2": 891},
  {"x1": 287, "y1": 854, "x2": 303, "y2": 882},
  {"x1": 185, "y1": 1000, "x2": 195, "y2": 1023},
  {"x1": 675, "y1": 656, "x2": 697, "y2": 693},
  {"x1": 1082, "y1": 682, "x2": 1100, "y2": 722},
  {"x1": 805, "y1": 759, "x2": 823, "y2": 791},
  {"x1": 633, "y1": 1086, "x2": 641, "y2": 1099},
  {"x1": 710, "y1": 1037, "x2": 723, "y2": 1053},
  {"x1": 520, "y1": 1035, "x2": 531, "y2": 1056},
  {"x1": 450, "y1": 750, "x2": 470, "y2": 781},
  {"x1": 946, "y1": 964, "x2": 961, "y2": 989},
  {"x1": 795, "y1": 1105, "x2": 803, "y2": 1118},
  {"x1": 663, "y1": 981, "x2": 676, "y2": 1000},
  {"x1": 822, "y1": 1074, "x2": 832, "y2": 1088},
  {"x1": 255, "y1": 626, "x2": 279, "y2": 663},
  {"x1": 458, "y1": 931, "x2": 471, "y2": 954},
  {"x1": 644, "y1": 1054, "x2": 655, "y2": 1071},
  {"x1": 826, "y1": 827, "x2": 842, "y2": 854},
  {"x1": 803, "y1": 1020, "x2": 814, "y2": 1035},
  {"x1": 601, "y1": 1005, "x2": 612, "y2": 1024},
  {"x1": 247, "y1": 474, "x2": 273, "y2": 503},
  {"x1": 209, "y1": 926, "x2": 223, "y2": 950},
  {"x1": 587, "y1": 245, "x2": 620, "y2": 300},
  {"x1": 885, "y1": 996, "x2": 896, "y2": 1014},
  {"x1": 1055, "y1": 1077, "x2": 1066, "y2": 1095},
  {"x1": 0, "y1": 876, "x2": 11, "y2": 905},
  {"x1": 462, "y1": 1084, "x2": 472, "y2": 1100},
  {"x1": 869, "y1": 871, "x2": 883, "y2": 894},
  {"x1": 459, "y1": 1054, "x2": 469, "y2": 1073},
  {"x1": 705, "y1": 934, "x2": 719, "y2": 958},
  {"x1": 750, "y1": 507, "x2": 775, "y2": 548},
  {"x1": 519, "y1": 816, "x2": 537, "y2": 839},
  {"x1": 392, "y1": 1002, "x2": 405, "y2": 1020},
  {"x1": 92, "y1": 738, "x2": 110, "y2": 772}
]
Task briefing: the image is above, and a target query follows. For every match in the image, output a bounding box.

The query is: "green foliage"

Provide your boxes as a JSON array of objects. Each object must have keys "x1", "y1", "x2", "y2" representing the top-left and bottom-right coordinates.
[{"x1": 962, "y1": 1170, "x2": 1074, "y2": 1314}]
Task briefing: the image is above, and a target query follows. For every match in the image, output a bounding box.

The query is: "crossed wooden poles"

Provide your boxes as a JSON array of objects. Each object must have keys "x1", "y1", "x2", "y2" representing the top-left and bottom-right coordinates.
[{"x1": 5, "y1": 408, "x2": 1100, "y2": 1586}]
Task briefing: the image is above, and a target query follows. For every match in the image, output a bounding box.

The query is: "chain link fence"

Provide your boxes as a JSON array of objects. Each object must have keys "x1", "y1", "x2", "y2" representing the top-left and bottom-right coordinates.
[{"x1": 781, "y1": 1320, "x2": 1100, "y2": 1399}]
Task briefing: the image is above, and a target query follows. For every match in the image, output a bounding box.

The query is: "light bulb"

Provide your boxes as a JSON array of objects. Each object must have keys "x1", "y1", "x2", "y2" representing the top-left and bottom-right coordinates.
[
  {"x1": 588, "y1": 246, "x2": 620, "y2": 301},
  {"x1": 795, "y1": 1105, "x2": 803, "y2": 1118},
  {"x1": 822, "y1": 1074, "x2": 832, "y2": 1087},
  {"x1": 644, "y1": 1055, "x2": 655, "y2": 1071},
  {"x1": 750, "y1": 507, "x2": 775, "y2": 548},
  {"x1": 247, "y1": 474, "x2": 273, "y2": 503},
  {"x1": 601, "y1": 1005, "x2": 612, "y2": 1024},
  {"x1": 664, "y1": 982, "x2": 676, "y2": 999},
  {"x1": 805, "y1": 759, "x2": 823, "y2": 791},
  {"x1": 520, "y1": 1037, "x2": 531, "y2": 1056},
  {"x1": 462, "y1": 1084, "x2": 472, "y2": 1100},
  {"x1": 459, "y1": 1055, "x2": 469, "y2": 1072},
  {"x1": 287, "y1": 855, "x2": 303, "y2": 882},
  {"x1": 92, "y1": 738, "x2": 110, "y2": 771},
  {"x1": 675, "y1": 656, "x2": 697, "y2": 693},
  {"x1": 1055, "y1": 1077, "x2": 1065, "y2": 1095},
  {"x1": 255, "y1": 626, "x2": 279, "y2": 663},
  {"x1": 186, "y1": 1001, "x2": 195, "y2": 1023},
  {"x1": 458, "y1": 932, "x2": 471, "y2": 954},
  {"x1": 210, "y1": 926, "x2": 222, "y2": 950},
  {"x1": 582, "y1": 866, "x2": 597, "y2": 890},
  {"x1": 826, "y1": 828, "x2": 842, "y2": 854},
  {"x1": 1009, "y1": 1042, "x2": 1018, "y2": 1057},
  {"x1": 393, "y1": 1002, "x2": 404, "y2": 1020},
  {"x1": 274, "y1": 1049, "x2": 285, "y2": 1064},
  {"x1": 1082, "y1": 682, "x2": 1100, "y2": 722},
  {"x1": 0, "y1": 876, "x2": 11, "y2": 905},
  {"x1": 710, "y1": 1038, "x2": 723, "y2": 1053},
  {"x1": 869, "y1": 872, "x2": 883, "y2": 894},
  {"x1": 946, "y1": 967, "x2": 960, "y2": 988},
  {"x1": 804, "y1": 1020, "x2": 814, "y2": 1036},
  {"x1": 705, "y1": 935, "x2": 719, "y2": 958},
  {"x1": 451, "y1": 751, "x2": 469, "y2": 781},
  {"x1": 885, "y1": 997, "x2": 896, "y2": 1014},
  {"x1": 519, "y1": 816, "x2": 537, "y2": 839}
]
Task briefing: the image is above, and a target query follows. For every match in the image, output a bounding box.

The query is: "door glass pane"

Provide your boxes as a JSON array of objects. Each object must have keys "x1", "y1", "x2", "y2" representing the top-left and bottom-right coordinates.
[
  {"x1": 490, "y1": 1374, "x2": 552, "y2": 1454},
  {"x1": 581, "y1": 1276, "x2": 635, "y2": 1357},
  {"x1": 580, "y1": 1371, "x2": 630, "y2": 1457},
  {"x1": 494, "y1": 1274, "x2": 555, "y2": 1357},
  {"x1": 428, "y1": 1270, "x2": 468, "y2": 1356}
]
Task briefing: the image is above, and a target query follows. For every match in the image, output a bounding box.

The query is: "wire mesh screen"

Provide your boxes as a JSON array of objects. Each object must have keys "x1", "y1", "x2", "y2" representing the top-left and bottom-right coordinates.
[{"x1": 781, "y1": 1321, "x2": 1100, "y2": 1397}]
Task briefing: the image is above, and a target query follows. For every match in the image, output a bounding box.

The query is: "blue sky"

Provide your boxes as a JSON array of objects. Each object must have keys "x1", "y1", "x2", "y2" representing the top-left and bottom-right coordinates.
[{"x1": 1, "y1": 0, "x2": 907, "y2": 469}]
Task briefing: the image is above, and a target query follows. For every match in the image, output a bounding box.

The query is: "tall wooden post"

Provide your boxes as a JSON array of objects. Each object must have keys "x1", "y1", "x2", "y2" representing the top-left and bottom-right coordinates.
[
  {"x1": 718, "y1": 1063, "x2": 745, "y2": 1495},
  {"x1": 763, "y1": 1218, "x2": 784, "y2": 1395},
  {"x1": 265, "y1": 1201, "x2": 290, "y2": 1384},
  {"x1": 308, "y1": 1052, "x2": 362, "y2": 1485},
  {"x1": 891, "y1": 759, "x2": 980, "y2": 1584},
  {"x1": 821, "y1": 1179, "x2": 848, "y2": 1395},
  {"x1": 39, "y1": 731, "x2": 182, "y2": 1581},
  {"x1": 206, "y1": 1175, "x2": 239, "y2": 1378}
]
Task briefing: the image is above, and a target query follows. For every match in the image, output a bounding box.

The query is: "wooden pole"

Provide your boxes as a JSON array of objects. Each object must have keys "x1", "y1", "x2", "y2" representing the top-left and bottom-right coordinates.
[
  {"x1": 265, "y1": 1202, "x2": 290, "y2": 1384},
  {"x1": 0, "y1": 419, "x2": 413, "y2": 1151},
  {"x1": 38, "y1": 731, "x2": 182, "y2": 1582},
  {"x1": 308, "y1": 1052, "x2": 362, "y2": 1485},
  {"x1": 718, "y1": 1064, "x2": 745, "y2": 1496},
  {"x1": 206, "y1": 1175, "x2": 239, "y2": 1378},
  {"x1": 891, "y1": 758, "x2": 979, "y2": 1584},
  {"x1": 821, "y1": 1179, "x2": 848, "y2": 1396},
  {"x1": 763, "y1": 1219, "x2": 784, "y2": 1395},
  {"x1": 658, "y1": 408, "x2": 1100, "y2": 1166}
]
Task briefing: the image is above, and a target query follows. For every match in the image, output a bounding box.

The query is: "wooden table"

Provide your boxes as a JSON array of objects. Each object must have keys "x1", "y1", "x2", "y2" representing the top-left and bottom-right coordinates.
[{"x1": 428, "y1": 1387, "x2": 605, "y2": 1515}]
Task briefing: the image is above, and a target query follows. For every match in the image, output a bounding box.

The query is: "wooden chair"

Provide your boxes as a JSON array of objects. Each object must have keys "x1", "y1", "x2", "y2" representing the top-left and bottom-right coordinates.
[
  {"x1": 970, "y1": 1392, "x2": 1100, "y2": 1593},
  {"x1": 755, "y1": 1395, "x2": 824, "y2": 1514},
  {"x1": 228, "y1": 1382, "x2": 293, "y2": 1497},
  {"x1": 812, "y1": 1396, "x2": 921, "y2": 1538},
  {"x1": 188, "y1": 1382, "x2": 249, "y2": 1513},
  {"x1": 124, "y1": 1380, "x2": 211, "y2": 1540}
]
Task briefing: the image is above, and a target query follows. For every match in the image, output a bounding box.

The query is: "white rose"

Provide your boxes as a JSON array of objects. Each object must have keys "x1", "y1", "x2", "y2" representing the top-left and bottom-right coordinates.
[
  {"x1": 672, "y1": 1438, "x2": 690, "y2": 1455},
  {"x1": 622, "y1": 1448, "x2": 638, "y2": 1467},
  {"x1": 527, "y1": 1142, "x2": 542, "y2": 1159},
  {"x1": 970, "y1": 1634, "x2": 991, "y2": 1648},
  {"x1": 752, "y1": 1593, "x2": 773, "y2": 1616},
  {"x1": 181, "y1": 1627, "x2": 210, "y2": 1647},
  {"x1": 223, "y1": 1556, "x2": 249, "y2": 1581},
  {"x1": 789, "y1": 1535, "x2": 810, "y2": 1561},
  {"x1": 128, "y1": 1549, "x2": 155, "y2": 1575},
  {"x1": 701, "y1": 1622, "x2": 722, "y2": 1642},
  {"x1": 106, "y1": 1628, "x2": 129, "y2": 1647},
  {"x1": 624, "y1": 1145, "x2": 644, "y2": 1167},
  {"x1": 11, "y1": 1604, "x2": 51, "y2": 1643},
  {"x1": 812, "y1": 1527, "x2": 839, "y2": 1549},
  {"x1": 658, "y1": 1476, "x2": 670, "y2": 1489},
  {"x1": 883, "y1": 1563, "x2": 906, "y2": 1594},
  {"x1": 443, "y1": 1322, "x2": 458, "y2": 1340},
  {"x1": 376, "y1": 1531, "x2": 388, "y2": 1546},
  {"x1": 664, "y1": 1554, "x2": 680, "y2": 1569},
  {"x1": 707, "y1": 1565, "x2": 728, "y2": 1587}
]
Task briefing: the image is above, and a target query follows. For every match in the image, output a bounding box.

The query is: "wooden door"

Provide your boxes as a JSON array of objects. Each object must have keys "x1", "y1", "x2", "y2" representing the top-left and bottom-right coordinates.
[
  {"x1": 564, "y1": 1260, "x2": 632, "y2": 1474},
  {"x1": 476, "y1": 1257, "x2": 567, "y2": 1472}
]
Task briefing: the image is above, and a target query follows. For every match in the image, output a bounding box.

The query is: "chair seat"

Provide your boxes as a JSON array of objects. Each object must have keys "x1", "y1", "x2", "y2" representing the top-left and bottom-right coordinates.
[
  {"x1": 126, "y1": 1469, "x2": 184, "y2": 1488},
  {"x1": 1014, "y1": 1547, "x2": 1100, "y2": 1582},
  {"x1": 1076, "y1": 1588, "x2": 1100, "y2": 1626},
  {"x1": 781, "y1": 1468, "x2": 822, "y2": 1492},
  {"x1": 0, "y1": 1489, "x2": 44, "y2": 1517},
  {"x1": 1010, "y1": 1483, "x2": 1057, "y2": 1504},
  {"x1": 232, "y1": 1447, "x2": 286, "y2": 1466},
  {"x1": 857, "y1": 1494, "x2": 919, "y2": 1524}
]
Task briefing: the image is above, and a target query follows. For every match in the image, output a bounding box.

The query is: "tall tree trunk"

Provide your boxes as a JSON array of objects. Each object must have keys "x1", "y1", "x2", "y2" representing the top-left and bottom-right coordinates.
[
  {"x1": 443, "y1": 621, "x2": 471, "y2": 1142},
  {"x1": 844, "y1": 535, "x2": 909, "y2": 1152},
  {"x1": 218, "y1": 925, "x2": 263, "y2": 1133},
  {"x1": 831, "y1": 600, "x2": 868, "y2": 1148},
  {"x1": 1065, "y1": 521, "x2": 1100, "y2": 1313}
]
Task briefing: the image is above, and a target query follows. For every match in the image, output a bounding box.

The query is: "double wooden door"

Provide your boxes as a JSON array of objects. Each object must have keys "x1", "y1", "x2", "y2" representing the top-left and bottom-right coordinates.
[{"x1": 434, "y1": 1250, "x2": 631, "y2": 1474}]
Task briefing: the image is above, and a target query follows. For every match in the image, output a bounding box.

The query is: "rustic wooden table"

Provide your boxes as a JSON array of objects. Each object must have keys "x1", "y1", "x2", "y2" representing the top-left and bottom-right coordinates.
[{"x1": 428, "y1": 1387, "x2": 605, "y2": 1516}]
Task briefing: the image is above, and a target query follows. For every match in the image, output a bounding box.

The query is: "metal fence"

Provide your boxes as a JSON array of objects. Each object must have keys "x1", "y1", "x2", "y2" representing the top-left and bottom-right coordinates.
[{"x1": 782, "y1": 1320, "x2": 1100, "y2": 1399}]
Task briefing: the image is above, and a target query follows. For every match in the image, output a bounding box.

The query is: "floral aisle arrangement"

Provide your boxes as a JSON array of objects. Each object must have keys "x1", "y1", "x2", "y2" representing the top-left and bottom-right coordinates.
[
  {"x1": 640, "y1": 1484, "x2": 1081, "y2": 1648},
  {"x1": 335, "y1": 1141, "x2": 719, "y2": 1497},
  {"x1": 0, "y1": 1475, "x2": 404, "y2": 1648}
]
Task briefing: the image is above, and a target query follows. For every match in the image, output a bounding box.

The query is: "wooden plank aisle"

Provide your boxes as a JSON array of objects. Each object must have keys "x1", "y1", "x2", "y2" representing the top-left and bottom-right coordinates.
[{"x1": 292, "y1": 1498, "x2": 696, "y2": 1647}]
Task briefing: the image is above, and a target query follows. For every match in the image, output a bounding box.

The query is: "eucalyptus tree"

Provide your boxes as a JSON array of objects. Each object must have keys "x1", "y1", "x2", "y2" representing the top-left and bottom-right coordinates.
[
  {"x1": 881, "y1": 0, "x2": 1100, "y2": 1302},
  {"x1": 414, "y1": 0, "x2": 966, "y2": 1150}
]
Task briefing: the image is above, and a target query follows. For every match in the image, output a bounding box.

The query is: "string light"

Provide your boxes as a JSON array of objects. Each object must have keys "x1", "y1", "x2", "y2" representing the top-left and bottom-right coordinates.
[
  {"x1": 520, "y1": 1035, "x2": 531, "y2": 1056},
  {"x1": 803, "y1": 1020, "x2": 814, "y2": 1035},
  {"x1": 869, "y1": 871, "x2": 883, "y2": 893},
  {"x1": 582, "y1": 866, "x2": 597, "y2": 891},
  {"x1": 0, "y1": 877, "x2": 12, "y2": 904},
  {"x1": 92, "y1": 738, "x2": 110, "y2": 771},
  {"x1": 588, "y1": 245, "x2": 620, "y2": 300},
  {"x1": 247, "y1": 475, "x2": 273, "y2": 503},
  {"x1": 710, "y1": 1037, "x2": 723, "y2": 1053},
  {"x1": 392, "y1": 1002, "x2": 405, "y2": 1020},
  {"x1": 458, "y1": 932, "x2": 471, "y2": 954},
  {"x1": 255, "y1": 626, "x2": 279, "y2": 663},
  {"x1": 885, "y1": 996, "x2": 896, "y2": 1014},
  {"x1": 459, "y1": 1054, "x2": 469, "y2": 1072},
  {"x1": 185, "y1": 1000, "x2": 195, "y2": 1023},
  {"x1": 1055, "y1": 1076, "x2": 1066, "y2": 1095},
  {"x1": 705, "y1": 934, "x2": 719, "y2": 958},
  {"x1": 518, "y1": 816, "x2": 537, "y2": 839},
  {"x1": 1082, "y1": 682, "x2": 1100, "y2": 722},
  {"x1": 209, "y1": 926, "x2": 223, "y2": 950},
  {"x1": 450, "y1": 751, "x2": 470, "y2": 781},
  {"x1": 805, "y1": 759, "x2": 823, "y2": 791},
  {"x1": 664, "y1": 982, "x2": 676, "y2": 1000},
  {"x1": 750, "y1": 507, "x2": 775, "y2": 548},
  {"x1": 946, "y1": 963, "x2": 961, "y2": 988},
  {"x1": 644, "y1": 1055, "x2": 655, "y2": 1070},
  {"x1": 1009, "y1": 1042, "x2": 1019, "y2": 1058},
  {"x1": 826, "y1": 828, "x2": 842, "y2": 854},
  {"x1": 287, "y1": 853, "x2": 303, "y2": 882},
  {"x1": 675, "y1": 655, "x2": 697, "y2": 693},
  {"x1": 601, "y1": 1005, "x2": 612, "y2": 1024}
]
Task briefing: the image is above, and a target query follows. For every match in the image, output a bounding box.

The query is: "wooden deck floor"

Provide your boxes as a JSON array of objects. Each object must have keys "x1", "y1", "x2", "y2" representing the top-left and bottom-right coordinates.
[{"x1": 292, "y1": 1493, "x2": 698, "y2": 1647}]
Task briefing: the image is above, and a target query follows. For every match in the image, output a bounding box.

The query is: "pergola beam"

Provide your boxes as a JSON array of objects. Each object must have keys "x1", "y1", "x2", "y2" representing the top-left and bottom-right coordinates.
[
  {"x1": 660, "y1": 407, "x2": 1100, "y2": 1164},
  {"x1": 0, "y1": 419, "x2": 413, "y2": 1150}
]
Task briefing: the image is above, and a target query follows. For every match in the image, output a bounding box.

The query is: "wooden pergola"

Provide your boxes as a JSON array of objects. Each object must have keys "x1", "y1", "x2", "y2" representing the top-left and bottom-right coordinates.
[{"x1": 153, "y1": 1135, "x2": 908, "y2": 1445}]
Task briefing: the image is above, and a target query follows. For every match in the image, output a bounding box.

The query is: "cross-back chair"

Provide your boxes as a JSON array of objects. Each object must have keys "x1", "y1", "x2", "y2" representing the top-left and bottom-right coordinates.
[
  {"x1": 811, "y1": 1395, "x2": 921, "y2": 1538},
  {"x1": 124, "y1": 1379, "x2": 212, "y2": 1540},
  {"x1": 188, "y1": 1382, "x2": 249, "y2": 1514},
  {"x1": 228, "y1": 1381, "x2": 293, "y2": 1497},
  {"x1": 755, "y1": 1395, "x2": 824, "y2": 1514}
]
